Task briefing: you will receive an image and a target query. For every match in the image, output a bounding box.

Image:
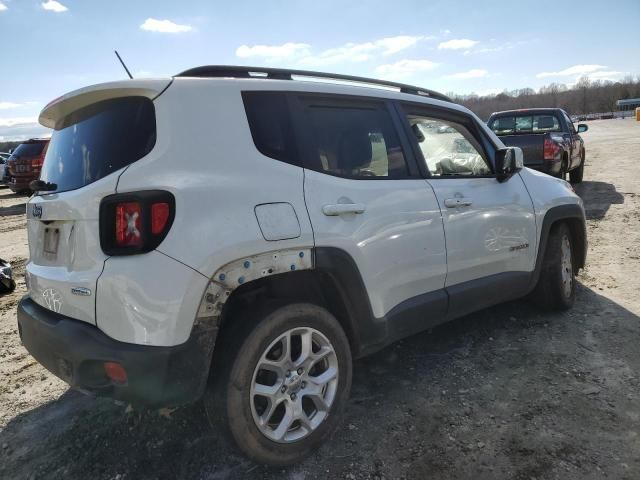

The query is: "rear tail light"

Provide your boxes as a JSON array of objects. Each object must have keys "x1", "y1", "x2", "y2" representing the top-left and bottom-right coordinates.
[
  {"x1": 115, "y1": 202, "x2": 143, "y2": 247},
  {"x1": 100, "y1": 191, "x2": 175, "y2": 255},
  {"x1": 104, "y1": 362, "x2": 128, "y2": 385},
  {"x1": 31, "y1": 157, "x2": 44, "y2": 168},
  {"x1": 543, "y1": 138, "x2": 561, "y2": 160}
]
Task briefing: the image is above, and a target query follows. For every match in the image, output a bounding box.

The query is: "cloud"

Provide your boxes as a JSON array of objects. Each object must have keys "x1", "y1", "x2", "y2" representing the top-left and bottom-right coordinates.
[
  {"x1": 446, "y1": 69, "x2": 488, "y2": 79},
  {"x1": 140, "y1": 18, "x2": 193, "y2": 33},
  {"x1": 0, "y1": 102, "x2": 23, "y2": 110},
  {"x1": 237, "y1": 36, "x2": 426, "y2": 67},
  {"x1": 375, "y1": 59, "x2": 438, "y2": 79},
  {"x1": 536, "y1": 64, "x2": 606, "y2": 78},
  {"x1": 0, "y1": 2, "x2": 7, "y2": 12},
  {"x1": 236, "y1": 43, "x2": 311, "y2": 61},
  {"x1": 584, "y1": 70, "x2": 627, "y2": 81},
  {"x1": 0, "y1": 117, "x2": 51, "y2": 142},
  {"x1": 41, "y1": 1, "x2": 68, "y2": 13},
  {"x1": 438, "y1": 39, "x2": 478, "y2": 50}
]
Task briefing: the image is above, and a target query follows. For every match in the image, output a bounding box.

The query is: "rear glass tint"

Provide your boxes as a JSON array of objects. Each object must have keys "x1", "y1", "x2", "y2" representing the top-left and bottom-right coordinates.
[
  {"x1": 12, "y1": 142, "x2": 46, "y2": 158},
  {"x1": 489, "y1": 114, "x2": 560, "y2": 134},
  {"x1": 242, "y1": 92, "x2": 297, "y2": 166},
  {"x1": 40, "y1": 96, "x2": 156, "y2": 193}
]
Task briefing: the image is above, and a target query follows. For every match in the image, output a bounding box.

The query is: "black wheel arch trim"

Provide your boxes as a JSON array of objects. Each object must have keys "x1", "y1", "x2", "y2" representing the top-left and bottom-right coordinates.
[{"x1": 529, "y1": 203, "x2": 587, "y2": 292}]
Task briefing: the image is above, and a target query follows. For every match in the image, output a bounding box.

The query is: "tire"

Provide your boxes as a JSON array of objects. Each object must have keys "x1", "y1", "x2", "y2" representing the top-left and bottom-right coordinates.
[
  {"x1": 532, "y1": 223, "x2": 575, "y2": 310},
  {"x1": 570, "y1": 151, "x2": 585, "y2": 184},
  {"x1": 203, "y1": 303, "x2": 352, "y2": 466}
]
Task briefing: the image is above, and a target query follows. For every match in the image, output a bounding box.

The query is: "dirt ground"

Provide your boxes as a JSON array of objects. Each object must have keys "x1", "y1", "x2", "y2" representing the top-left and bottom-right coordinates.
[{"x1": 0, "y1": 119, "x2": 639, "y2": 480}]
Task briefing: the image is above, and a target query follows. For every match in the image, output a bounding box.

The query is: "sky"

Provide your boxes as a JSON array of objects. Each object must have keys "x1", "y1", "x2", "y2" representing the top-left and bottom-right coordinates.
[{"x1": 1, "y1": 0, "x2": 639, "y2": 140}]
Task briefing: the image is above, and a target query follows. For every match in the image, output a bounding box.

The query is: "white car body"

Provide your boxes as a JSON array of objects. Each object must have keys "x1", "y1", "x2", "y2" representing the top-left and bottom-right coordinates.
[{"x1": 17, "y1": 69, "x2": 586, "y2": 409}]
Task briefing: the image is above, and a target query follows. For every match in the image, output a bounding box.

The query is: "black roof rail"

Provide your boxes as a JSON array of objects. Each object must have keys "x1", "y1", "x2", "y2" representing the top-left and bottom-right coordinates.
[{"x1": 175, "y1": 65, "x2": 452, "y2": 103}]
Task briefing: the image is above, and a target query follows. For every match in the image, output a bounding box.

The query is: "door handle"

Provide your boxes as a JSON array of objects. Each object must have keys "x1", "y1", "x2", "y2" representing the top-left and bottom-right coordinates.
[
  {"x1": 322, "y1": 203, "x2": 366, "y2": 216},
  {"x1": 444, "y1": 198, "x2": 473, "y2": 208}
]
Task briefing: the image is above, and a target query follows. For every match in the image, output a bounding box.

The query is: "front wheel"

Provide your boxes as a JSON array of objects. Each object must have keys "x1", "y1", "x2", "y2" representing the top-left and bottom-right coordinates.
[
  {"x1": 204, "y1": 303, "x2": 352, "y2": 466},
  {"x1": 532, "y1": 223, "x2": 575, "y2": 310}
]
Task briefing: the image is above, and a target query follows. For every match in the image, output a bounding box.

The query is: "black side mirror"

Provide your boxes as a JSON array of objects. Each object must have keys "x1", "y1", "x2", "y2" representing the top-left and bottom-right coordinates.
[
  {"x1": 577, "y1": 123, "x2": 588, "y2": 133},
  {"x1": 495, "y1": 147, "x2": 523, "y2": 182}
]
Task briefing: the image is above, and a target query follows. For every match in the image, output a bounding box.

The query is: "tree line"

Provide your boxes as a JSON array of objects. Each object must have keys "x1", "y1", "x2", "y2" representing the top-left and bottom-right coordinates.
[
  {"x1": 0, "y1": 141, "x2": 22, "y2": 153},
  {"x1": 450, "y1": 75, "x2": 640, "y2": 120}
]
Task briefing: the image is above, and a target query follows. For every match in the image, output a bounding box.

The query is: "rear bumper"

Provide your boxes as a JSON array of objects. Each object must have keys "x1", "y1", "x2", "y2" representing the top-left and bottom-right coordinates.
[
  {"x1": 17, "y1": 295, "x2": 217, "y2": 407},
  {"x1": 526, "y1": 159, "x2": 561, "y2": 176},
  {"x1": 9, "y1": 175, "x2": 34, "y2": 192}
]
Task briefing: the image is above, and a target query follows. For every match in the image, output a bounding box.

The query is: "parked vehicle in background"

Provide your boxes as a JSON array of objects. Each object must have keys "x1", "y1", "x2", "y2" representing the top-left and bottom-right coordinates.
[
  {"x1": 17, "y1": 67, "x2": 587, "y2": 466},
  {"x1": 0, "y1": 153, "x2": 11, "y2": 187},
  {"x1": 487, "y1": 108, "x2": 587, "y2": 183},
  {"x1": 6, "y1": 139, "x2": 49, "y2": 193}
]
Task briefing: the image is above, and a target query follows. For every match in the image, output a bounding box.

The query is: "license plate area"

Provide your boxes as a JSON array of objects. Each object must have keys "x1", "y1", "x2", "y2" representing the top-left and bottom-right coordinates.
[{"x1": 44, "y1": 227, "x2": 60, "y2": 255}]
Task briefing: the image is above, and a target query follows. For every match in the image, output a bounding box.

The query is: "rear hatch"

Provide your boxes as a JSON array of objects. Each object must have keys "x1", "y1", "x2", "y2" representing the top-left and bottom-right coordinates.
[
  {"x1": 488, "y1": 112, "x2": 561, "y2": 166},
  {"x1": 27, "y1": 79, "x2": 171, "y2": 324}
]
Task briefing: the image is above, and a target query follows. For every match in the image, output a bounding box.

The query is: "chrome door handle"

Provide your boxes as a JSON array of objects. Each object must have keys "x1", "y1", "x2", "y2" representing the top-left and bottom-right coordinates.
[
  {"x1": 322, "y1": 203, "x2": 366, "y2": 216},
  {"x1": 444, "y1": 198, "x2": 473, "y2": 208}
]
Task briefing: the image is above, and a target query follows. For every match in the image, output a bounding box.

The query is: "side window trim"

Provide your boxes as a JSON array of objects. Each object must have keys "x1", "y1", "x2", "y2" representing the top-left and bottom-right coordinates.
[
  {"x1": 395, "y1": 101, "x2": 498, "y2": 179},
  {"x1": 291, "y1": 92, "x2": 417, "y2": 181}
]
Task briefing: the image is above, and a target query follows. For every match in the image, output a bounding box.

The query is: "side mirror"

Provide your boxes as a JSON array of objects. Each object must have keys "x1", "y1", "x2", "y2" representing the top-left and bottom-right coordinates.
[
  {"x1": 495, "y1": 147, "x2": 523, "y2": 182},
  {"x1": 577, "y1": 124, "x2": 588, "y2": 133}
]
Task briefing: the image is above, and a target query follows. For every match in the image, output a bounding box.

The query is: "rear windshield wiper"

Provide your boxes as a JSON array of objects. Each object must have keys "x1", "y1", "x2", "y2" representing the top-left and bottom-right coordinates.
[{"x1": 29, "y1": 180, "x2": 58, "y2": 193}]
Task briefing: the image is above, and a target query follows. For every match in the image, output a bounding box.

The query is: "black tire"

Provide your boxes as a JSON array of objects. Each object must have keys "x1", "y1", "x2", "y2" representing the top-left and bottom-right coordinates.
[
  {"x1": 570, "y1": 151, "x2": 585, "y2": 184},
  {"x1": 532, "y1": 223, "x2": 575, "y2": 310},
  {"x1": 203, "y1": 303, "x2": 352, "y2": 466}
]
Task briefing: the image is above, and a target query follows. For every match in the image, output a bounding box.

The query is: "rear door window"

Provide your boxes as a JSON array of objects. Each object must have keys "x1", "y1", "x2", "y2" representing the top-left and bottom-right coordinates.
[
  {"x1": 298, "y1": 97, "x2": 410, "y2": 179},
  {"x1": 40, "y1": 96, "x2": 156, "y2": 193}
]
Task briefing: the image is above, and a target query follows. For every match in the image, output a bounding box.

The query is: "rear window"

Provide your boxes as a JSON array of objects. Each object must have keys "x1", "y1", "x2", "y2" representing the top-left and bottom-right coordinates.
[
  {"x1": 12, "y1": 142, "x2": 46, "y2": 158},
  {"x1": 489, "y1": 114, "x2": 561, "y2": 134},
  {"x1": 40, "y1": 96, "x2": 156, "y2": 193}
]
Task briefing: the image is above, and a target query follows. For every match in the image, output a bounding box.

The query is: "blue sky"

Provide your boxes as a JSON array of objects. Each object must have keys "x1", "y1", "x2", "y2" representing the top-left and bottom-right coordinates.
[{"x1": 1, "y1": 0, "x2": 639, "y2": 140}]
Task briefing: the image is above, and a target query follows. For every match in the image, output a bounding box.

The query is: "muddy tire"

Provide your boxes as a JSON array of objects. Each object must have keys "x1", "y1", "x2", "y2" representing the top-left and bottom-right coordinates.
[
  {"x1": 570, "y1": 151, "x2": 585, "y2": 184},
  {"x1": 203, "y1": 303, "x2": 352, "y2": 466},
  {"x1": 532, "y1": 223, "x2": 575, "y2": 310}
]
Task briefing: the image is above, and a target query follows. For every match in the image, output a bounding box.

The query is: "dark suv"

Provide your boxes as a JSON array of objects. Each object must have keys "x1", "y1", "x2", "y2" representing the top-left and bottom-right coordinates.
[{"x1": 6, "y1": 139, "x2": 49, "y2": 193}]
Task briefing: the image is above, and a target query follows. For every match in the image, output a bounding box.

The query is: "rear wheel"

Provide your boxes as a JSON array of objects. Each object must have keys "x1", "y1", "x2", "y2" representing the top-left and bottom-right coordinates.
[
  {"x1": 532, "y1": 223, "x2": 575, "y2": 310},
  {"x1": 203, "y1": 303, "x2": 352, "y2": 466},
  {"x1": 570, "y1": 150, "x2": 585, "y2": 184}
]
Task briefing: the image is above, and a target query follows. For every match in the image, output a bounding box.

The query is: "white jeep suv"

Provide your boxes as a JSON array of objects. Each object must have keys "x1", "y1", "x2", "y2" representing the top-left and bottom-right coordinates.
[{"x1": 17, "y1": 66, "x2": 586, "y2": 465}]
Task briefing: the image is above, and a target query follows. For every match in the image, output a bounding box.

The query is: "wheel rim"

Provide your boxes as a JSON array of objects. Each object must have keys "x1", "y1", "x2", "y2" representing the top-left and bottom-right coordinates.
[
  {"x1": 560, "y1": 234, "x2": 573, "y2": 298},
  {"x1": 250, "y1": 327, "x2": 339, "y2": 443}
]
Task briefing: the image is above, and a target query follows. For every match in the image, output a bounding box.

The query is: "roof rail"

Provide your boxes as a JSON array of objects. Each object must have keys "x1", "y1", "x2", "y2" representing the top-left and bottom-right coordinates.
[{"x1": 175, "y1": 65, "x2": 452, "y2": 103}]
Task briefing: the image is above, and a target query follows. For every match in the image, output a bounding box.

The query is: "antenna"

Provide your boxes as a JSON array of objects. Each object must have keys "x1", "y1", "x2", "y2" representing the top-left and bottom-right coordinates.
[{"x1": 114, "y1": 50, "x2": 133, "y2": 79}]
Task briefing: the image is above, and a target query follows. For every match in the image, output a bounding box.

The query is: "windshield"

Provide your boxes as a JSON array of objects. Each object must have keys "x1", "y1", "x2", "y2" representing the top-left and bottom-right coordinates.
[
  {"x1": 489, "y1": 114, "x2": 561, "y2": 135},
  {"x1": 40, "y1": 96, "x2": 156, "y2": 193}
]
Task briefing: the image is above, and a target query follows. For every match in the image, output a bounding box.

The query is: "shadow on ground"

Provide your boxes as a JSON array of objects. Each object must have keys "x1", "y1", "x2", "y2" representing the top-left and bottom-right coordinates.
[
  {"x1": 1, "y1": 284, "x2": 639, "y2": 480},
  {"x1": 574, "y1": 181, "x2": 625, "y2": 220}
]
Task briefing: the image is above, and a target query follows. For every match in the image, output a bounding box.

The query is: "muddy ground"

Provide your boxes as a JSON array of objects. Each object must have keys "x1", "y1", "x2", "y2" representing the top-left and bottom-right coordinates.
[{"x1": 0, "y1": 119, "x2": 639, "y2": 480}]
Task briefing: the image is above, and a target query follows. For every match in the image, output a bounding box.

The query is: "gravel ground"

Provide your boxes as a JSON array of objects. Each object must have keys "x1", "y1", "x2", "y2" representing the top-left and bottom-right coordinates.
[{"x1": 0, "y1": 119, "x2": 639, "y2": 480}]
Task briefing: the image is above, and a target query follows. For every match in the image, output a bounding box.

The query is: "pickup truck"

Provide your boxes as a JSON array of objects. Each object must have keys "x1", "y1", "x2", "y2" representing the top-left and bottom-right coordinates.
[{"x1": 487, "y1": 108, "x2": 588, "y2": 183}]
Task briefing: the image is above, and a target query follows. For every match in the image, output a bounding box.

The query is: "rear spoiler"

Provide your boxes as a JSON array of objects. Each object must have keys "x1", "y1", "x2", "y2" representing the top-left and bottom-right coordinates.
[{"x1": 39, "y1": 79, "x2": 172, "y2": 129}]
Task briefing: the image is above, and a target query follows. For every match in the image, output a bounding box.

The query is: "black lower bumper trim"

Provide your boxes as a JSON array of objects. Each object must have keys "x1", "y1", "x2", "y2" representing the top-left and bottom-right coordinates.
[{"x1": 17, "y1": 296, "x2": 217, "y2": 407}]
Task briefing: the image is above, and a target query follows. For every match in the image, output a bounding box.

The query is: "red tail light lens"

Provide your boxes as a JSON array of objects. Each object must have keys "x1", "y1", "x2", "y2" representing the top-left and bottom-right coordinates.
[
  {"x1": 104, "y1": 362, "x2": 128, "y2": 385},
  {"x1": 31, "y1": 157, "x2": 44, "y2": 168},
  {"x1": 151, "y1": 202, "x2": 170, "y2": 235},
  {"x1": 100, "y1": 191, "x2": 175, "y2": 255},
  {"x1": 115, "y1": 202, "x2": 143, "y2": 247},
  {"x1": 543, "y1": 138, "x2": 560, "y2": 160}
]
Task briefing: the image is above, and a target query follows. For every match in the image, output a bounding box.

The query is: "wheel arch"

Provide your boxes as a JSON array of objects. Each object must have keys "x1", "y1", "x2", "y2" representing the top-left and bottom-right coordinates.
[
  {"x1": 530, "y1": 204, "x2": 587, "y2": 291},
  {"x1": 209, "y1": 247, "x2": 380, "y2": 360}
]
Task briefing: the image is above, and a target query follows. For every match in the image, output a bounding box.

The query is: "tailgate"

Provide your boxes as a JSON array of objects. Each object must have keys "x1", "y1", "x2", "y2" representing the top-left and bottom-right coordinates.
[{"x1": 496, "y1": 134, "x2": 544, "y2": 166}]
